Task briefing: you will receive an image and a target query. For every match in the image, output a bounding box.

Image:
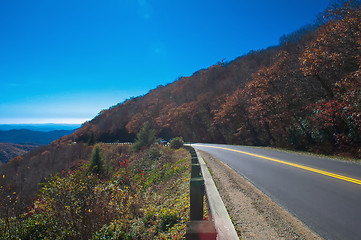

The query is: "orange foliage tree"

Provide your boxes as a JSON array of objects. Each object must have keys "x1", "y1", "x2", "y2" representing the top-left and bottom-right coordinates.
[{"x1": 300, "y1": 4, "x2": 361, "y2": 155}]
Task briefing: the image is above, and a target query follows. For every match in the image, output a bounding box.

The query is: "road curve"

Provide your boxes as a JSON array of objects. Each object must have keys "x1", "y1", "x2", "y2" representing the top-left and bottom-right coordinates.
[{"x1": 192, "y1": 143, "x2": 361, "y2": 240}]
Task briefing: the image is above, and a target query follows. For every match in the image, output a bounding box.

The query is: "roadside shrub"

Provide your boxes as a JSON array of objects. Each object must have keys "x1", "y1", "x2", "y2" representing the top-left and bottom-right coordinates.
[
  {"x1": 0, "y1": 145, "x2": 190, "y2": 239},
  {"x1": 169, "y1": 137, "x2": 184, "y2": 149},
  {"x1": 147, "y1": 146, "x2": 161, "y2": 161},
  {"x1": 159, "y1": 209, "x2": 179, "y2": 231},
  {"x1": 133, "y1": 122, "x2": 156, "y2": 151},
  {"x1": 92, "y1": 220, "x2": 127, "y2": 240}
]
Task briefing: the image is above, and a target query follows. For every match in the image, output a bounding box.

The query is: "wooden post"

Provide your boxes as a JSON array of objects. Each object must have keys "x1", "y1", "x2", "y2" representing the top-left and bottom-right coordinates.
[
  {"x1": 186, "y1": 221, "x2": 217, "y2": 240},
  {"x1": 190, "y1": 177, "x2": 204, "y2": 221},
  {"x1": 191, "y1": 156, "x2": 199, "y2": 164},
  {"x1": 191, "y1": 164, "x2": 201, "y2": 178}
]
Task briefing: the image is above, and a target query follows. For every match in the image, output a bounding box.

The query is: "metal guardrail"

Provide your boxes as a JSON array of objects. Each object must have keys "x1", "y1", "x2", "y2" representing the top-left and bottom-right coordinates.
[
  {"x1": 184, "y1": 146, "x2": 239, "y2": 240},
  {"x1": 103, "y1": 142, "x2": 133, "y2": 145}
]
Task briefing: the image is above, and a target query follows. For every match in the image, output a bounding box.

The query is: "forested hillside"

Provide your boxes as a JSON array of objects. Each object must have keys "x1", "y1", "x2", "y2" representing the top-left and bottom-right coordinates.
[
  {"x1": 0, "y1": 143, "x2": 39, "y2": 164},
  {"x1": 64, "y1": 1, "x2": 361, "y2": 158},
  {"x1": 1, "y1": 142, "x2": 192, "y2": 239},
  {"x1": 1, "y1": 0, "x2": 360, "y2": 211},
  {"x1": 0, "y1": 1, "x2": 360, "y2": 238},
  {"x1": 68, "y1": 48, "x2": 278, "y2": 144}
]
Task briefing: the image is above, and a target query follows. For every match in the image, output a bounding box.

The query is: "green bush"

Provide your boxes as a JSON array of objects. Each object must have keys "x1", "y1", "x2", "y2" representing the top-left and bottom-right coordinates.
[
  {"x1": 88, "y1": 132, "x2": 97, "y2": 146},
  {"x1": 133, "y1": 122, "x2": 156, "y2": 151},
  {"x1": 92, "y1": 220, "x2": 127, "y2": 240},
  {"x1": 147, "y1": 146, "x2": 161, "y2": 161},
  {"x1": 1, "y1": 144, "x2": 191, "y2": 239},
  {"x1": 159, "y1": 209, "x2": 179, "y2": 231},
  {"x1": 169, "y1": 137, "x2": 184, "y2": 149}
]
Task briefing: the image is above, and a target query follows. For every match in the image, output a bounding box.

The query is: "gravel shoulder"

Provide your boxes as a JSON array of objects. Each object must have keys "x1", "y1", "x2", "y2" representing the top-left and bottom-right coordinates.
[{"x1": 199, "y1": 150, "x2": 323, "y2": 240}]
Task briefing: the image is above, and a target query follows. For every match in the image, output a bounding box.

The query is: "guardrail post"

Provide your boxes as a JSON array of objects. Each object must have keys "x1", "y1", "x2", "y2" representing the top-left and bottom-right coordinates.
[
  {"x1": 186, "y1": 220, "x2": 217, "y2": 240},
  {"x1": 191, "y1": 156, "x2": 199, "y2": 164},
  {"x1": 186, "y1": 146, "x2": 217, "y2": 240},
  {"x1": 191, "y1": 164, "x2": 201, "y2": 178},
  {"x1": 190, "y1": 177, "x2": 204, "y2": 221}
]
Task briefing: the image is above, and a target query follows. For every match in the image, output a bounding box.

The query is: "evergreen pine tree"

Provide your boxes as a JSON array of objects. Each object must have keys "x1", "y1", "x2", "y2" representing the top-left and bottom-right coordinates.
[
  {"x1": 89, "y1": 145, "x2": 103, "y2": 175},
  {"x1": 133, "y1": 122, "x2": 156, "y2": 151},
  {"x1": 88, "y1": 132, "x2": 97, "y2": 146}
]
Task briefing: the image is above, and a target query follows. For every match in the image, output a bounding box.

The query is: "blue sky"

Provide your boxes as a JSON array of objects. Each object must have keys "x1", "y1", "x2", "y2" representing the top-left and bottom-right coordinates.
[{"x1": 0, "y1": 0, "x2": 330, "y2": 124}]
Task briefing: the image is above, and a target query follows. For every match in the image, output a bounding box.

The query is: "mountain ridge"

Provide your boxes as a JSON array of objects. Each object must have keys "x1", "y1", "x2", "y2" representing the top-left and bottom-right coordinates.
[
  {"x1": 1, "y1": 1, "x2": 360, "y2": 211},
  {"x1": 0, "y1": 129, "x2": 76, "y2": 163},
  {"x1": 0, "y1": 129, "x2": 75, "y2": 145},
  {"x1": 67, "y1": 47, "x2": 279, "y2": 144},
  {"x1": 0, "y1": 124, "x2": 81, "y2": 132},
  {"x1": 62, "y1": 3, "x2": 361, "y2": 158},
  {"x1": 0, "y1": 142, "x2": 39, "y2": 164}
]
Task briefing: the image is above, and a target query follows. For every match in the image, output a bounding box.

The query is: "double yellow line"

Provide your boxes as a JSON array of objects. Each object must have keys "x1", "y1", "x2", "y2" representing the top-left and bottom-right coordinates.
[{"x1": 194, "y1": 145, "x2": 361, "y2": 186}]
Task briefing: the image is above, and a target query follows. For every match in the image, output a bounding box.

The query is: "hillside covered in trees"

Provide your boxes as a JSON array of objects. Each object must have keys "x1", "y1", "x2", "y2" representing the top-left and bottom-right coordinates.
[
  {"x1": 0, "y1": 0, "x2": 360, "y2": 238},
  {"x1": 0, "y1": 143, "x2": 39, "y2": 164},
  {"x1": 1, "y1": 141, "x2": 192, "y2": 239},
  {"x1": 2, "y1": 2, "x2": 358, "y2": 201},
  {"x1": 64, "y1": 1, "x2": 360, "y2": 158}
]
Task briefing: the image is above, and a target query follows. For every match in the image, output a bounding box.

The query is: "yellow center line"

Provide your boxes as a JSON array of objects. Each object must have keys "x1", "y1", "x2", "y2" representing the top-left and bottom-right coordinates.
[{"x1": 194, "y1": 144, "x2": 361, "y2": 186}]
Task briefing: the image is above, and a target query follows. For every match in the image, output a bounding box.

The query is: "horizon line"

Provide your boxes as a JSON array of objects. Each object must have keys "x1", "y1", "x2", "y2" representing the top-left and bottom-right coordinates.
[{"x1": 0, "y1": 118, "x2": 90, "y2": 125}]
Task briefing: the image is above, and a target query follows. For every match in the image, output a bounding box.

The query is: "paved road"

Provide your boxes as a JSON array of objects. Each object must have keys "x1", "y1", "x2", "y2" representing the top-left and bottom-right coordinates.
[{"x1": 192, "y1": 143, "x2": 361, "y2": 240}]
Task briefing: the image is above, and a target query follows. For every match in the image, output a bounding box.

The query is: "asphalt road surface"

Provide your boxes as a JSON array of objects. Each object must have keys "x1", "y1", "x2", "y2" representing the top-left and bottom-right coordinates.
[{"x1": 192, "y1": 143, "x2": 361, "y2": 240}]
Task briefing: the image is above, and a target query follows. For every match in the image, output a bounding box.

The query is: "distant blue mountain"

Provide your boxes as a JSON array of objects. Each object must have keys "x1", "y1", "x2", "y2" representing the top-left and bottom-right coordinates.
[
  {"x1": 0, "y1": 129, "x2": 76, "y2": 145},
  {"x1": 0, "y1": 124, "x2": 80, "y2": 132}
]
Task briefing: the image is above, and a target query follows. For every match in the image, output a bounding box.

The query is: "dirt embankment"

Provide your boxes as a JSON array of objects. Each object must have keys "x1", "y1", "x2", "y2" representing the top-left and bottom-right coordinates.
[{"x1": 199, "y1": 150, "x2": 323, "y2": 240}]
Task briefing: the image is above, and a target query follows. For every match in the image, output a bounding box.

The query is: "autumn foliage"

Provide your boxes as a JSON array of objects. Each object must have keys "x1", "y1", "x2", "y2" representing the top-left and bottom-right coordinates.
[
  {"x1": 0, "y1": 1, "x2": 360, "y2": 239},
  {"x1": 216, "y1": 2, "x2": 361, "y2": 157},
  {"x1": 62, "y1": 1, "x2": 361, "y2": 158},
  {"x1": 0, "y1": 144, "x2": 191, "y2": 239}
]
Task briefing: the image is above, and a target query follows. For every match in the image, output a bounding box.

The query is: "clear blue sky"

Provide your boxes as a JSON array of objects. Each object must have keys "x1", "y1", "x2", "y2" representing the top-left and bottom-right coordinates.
[{"x1": 0, "y1": 0, "x2": 330, "y2": 124}]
